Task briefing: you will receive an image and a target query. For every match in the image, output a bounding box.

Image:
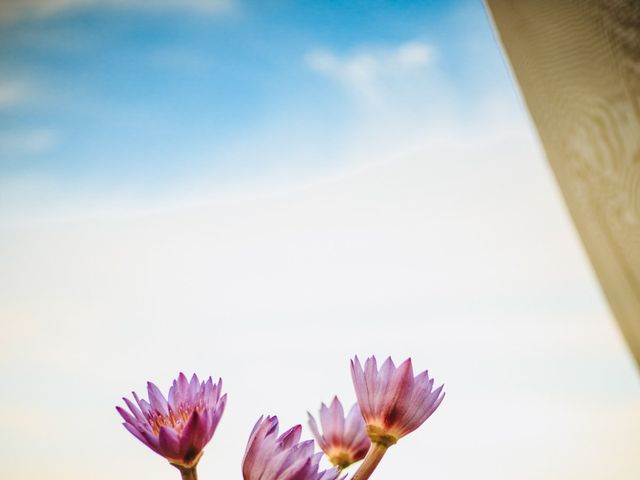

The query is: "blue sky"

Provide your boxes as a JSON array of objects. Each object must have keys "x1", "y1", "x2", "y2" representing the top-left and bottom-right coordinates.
[{"x1": 0, "y1": 0, "x2": 511, "y2": 194}]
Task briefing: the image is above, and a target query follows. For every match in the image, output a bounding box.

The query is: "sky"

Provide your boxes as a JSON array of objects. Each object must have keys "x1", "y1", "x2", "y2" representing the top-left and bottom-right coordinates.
[
  {"x1": 0, "y1": 0, "x2": 508, "y2": 218},
  {"x1": 1, "y1": 1, "x2": 639, "y2": 480}
]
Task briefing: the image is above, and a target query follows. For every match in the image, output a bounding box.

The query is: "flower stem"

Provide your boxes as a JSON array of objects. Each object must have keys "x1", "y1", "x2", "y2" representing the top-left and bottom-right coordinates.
[
  {"x1": 351, "y1": 442, "x2": 388, "y2": 480},
  {"x1": 179, "y1": 467, "x2": 198, "y2": 480}
]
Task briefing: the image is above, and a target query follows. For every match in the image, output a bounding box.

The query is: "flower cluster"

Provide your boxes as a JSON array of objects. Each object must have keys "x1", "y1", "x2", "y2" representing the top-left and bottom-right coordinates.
[{"x1": 117, "y1": 356, "x2": 444, "y2": 480}]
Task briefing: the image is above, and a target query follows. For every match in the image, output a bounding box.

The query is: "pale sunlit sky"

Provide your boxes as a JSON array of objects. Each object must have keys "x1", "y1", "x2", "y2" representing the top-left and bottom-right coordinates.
[{"x1": 1, "y1": 1, "x2": 639, "y2": 480}]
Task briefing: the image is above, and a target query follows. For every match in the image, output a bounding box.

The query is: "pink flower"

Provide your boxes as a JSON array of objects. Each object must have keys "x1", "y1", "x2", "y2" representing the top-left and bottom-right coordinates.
[
  {"x1": 117, "y1": 373, "x2": 226, "y2": 469},
  {"x1": 350, "y1": 356, "x2": 444, "y2": 446},
  {"x1": 243, "y1": 416, "x2": 343, "y2": 480},
  {"x1": 307, "y1": 397, "x2": 370, "y2": 468}
]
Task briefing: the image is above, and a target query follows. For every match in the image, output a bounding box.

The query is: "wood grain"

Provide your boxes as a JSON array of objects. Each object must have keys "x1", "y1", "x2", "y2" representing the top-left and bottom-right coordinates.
[{"x1": 485, "y1": 0, "x2": 640, "y2": 366}]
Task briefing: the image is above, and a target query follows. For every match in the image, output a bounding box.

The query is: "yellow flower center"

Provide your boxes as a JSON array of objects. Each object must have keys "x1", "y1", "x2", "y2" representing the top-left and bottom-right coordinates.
[
  {"x1": 327, "y1": 449, "x2": 355, "y2": 469},
  {"x1": 366, "y1": 424, "x2": 398, "y2": 447},
  {"x1": 149, "y1": 401, "x2": 204, "y2": 436}
]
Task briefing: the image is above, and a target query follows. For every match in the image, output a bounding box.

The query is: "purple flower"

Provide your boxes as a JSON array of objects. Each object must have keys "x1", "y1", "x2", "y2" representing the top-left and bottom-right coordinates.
[
  {"x1": 308, "y1": 396, "x2": 370, "y2": 468},
  {"x1": 242, "y1": 416, "x2": 343, "y2": 480},
  {"x1": 117, "y1": 373, "x2": 226, "y2": 469},
  {"x1": 350, "y1": 356, "x2": 444, "y2": 445}
]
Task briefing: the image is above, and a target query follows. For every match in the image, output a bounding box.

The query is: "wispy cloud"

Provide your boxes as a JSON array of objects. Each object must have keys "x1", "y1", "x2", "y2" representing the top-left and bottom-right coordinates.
[
  {"x1": 305, "y1": 41, "x2": 435, "y2": 103},
  {"x1": 0, "y1": 81, "x2": 30, "y2": 109},
  {"x1": 0, "y1": 0, "x2": 235, "y2": 24},
  {"x1": 0, "y1": 128, "x2": 58, "y2": 156}
]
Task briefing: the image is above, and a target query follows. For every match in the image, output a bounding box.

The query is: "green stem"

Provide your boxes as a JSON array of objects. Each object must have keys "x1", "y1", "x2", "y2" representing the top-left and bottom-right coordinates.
[{"x1": 350, "y1": 443, "x2": 388, "y2": 480}]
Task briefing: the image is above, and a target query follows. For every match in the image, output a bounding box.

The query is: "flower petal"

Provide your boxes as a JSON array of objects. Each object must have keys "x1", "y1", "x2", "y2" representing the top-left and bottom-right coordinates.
[
  {"x1": 159, "y1": 426, "x2": 182, "y2": 460},
  {"x1": 307, "y1": 412, "x2": 326, "y2": 451},
  {"x1": 147, "y1": 382, "x2": 169, "y2": 416}
]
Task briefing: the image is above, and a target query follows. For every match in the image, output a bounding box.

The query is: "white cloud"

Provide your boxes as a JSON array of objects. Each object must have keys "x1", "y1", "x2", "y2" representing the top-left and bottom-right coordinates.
[
  {"x1": 394, "y1": 41, "x2": 433, "y2": 66},
  {"x1": 0, "y1": 81, "x2": 30, "y2": 108},
  {"x1": 0, "y1": 0, "x2": 235, "y2": 24},
  {"x1": 0, "y1": 128, "x2": 58, "y2": 155},
  {"x1": 305, "y1": 41, "x2": 435, "y2": 103}
]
